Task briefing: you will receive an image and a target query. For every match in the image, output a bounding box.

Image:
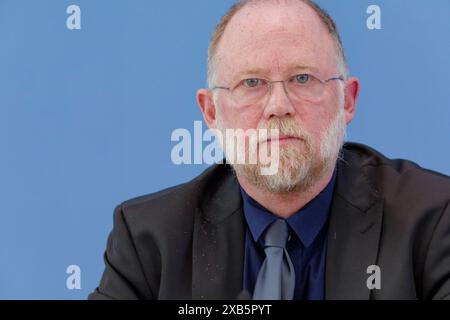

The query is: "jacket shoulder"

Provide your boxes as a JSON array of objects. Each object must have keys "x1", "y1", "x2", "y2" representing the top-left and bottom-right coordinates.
[
  {"x1": 344, "y1": 142, "x2": 450, "y2": 205},
  {"x1": 117, "y1": 163, "x2": 233, "y2": 221}
]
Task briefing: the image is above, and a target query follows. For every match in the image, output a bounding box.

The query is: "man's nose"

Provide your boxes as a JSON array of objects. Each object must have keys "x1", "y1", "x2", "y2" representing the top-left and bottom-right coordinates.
[{"x1": 263, "y1": 81, "x2": 296, "y2": 119}]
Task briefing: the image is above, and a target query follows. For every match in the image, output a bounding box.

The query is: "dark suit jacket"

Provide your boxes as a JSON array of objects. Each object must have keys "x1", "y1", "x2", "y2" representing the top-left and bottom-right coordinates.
[{"x1": 89, "y1": 142, "x2": 450, "y2": 300}]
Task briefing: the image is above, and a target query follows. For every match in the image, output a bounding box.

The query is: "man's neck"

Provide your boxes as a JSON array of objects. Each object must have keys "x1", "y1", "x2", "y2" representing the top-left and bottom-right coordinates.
[{"x1": 237, "y1": 168, "x2": 335, "y2": 219}]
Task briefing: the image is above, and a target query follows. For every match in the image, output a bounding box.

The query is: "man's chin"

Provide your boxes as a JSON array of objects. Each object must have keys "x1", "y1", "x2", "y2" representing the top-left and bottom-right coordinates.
[{"x1": 233, "y1": 159, "x2": 315, "y2": 194}]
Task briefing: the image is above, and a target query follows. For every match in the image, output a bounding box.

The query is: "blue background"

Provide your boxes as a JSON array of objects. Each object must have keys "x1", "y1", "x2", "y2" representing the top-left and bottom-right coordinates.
[{"x1": 0, "y1": 0, "x2": 449, "y2": 299}]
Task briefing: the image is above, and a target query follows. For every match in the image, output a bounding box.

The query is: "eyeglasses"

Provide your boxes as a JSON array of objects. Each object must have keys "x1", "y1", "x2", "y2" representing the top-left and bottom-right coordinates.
[{"x1": 212, "y1": 73, "x2": 345, "y2": 106}]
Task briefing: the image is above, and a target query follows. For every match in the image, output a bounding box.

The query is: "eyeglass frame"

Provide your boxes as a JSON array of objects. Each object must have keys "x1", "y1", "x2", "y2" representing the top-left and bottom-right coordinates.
[{"x1": 211, "y1": 73, "x2": 346, "y2": 105}]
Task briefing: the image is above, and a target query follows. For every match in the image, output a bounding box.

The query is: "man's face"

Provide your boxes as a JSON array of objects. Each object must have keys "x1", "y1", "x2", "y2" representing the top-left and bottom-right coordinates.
[{"x1": 201, "y1": 0, "x2": 358, "y2": 193}]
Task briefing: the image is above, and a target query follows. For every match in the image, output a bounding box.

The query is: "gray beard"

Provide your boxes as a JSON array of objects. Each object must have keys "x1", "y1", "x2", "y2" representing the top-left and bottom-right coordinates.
[{"x1": 224, "y1": 108, "x2": 346, "y2": 195}]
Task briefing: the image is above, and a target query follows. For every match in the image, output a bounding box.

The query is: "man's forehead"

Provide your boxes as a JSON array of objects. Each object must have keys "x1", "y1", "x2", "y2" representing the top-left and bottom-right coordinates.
[
  {"x1": 219, "y1": 31, "x2": 325, "y2": 59},
  {"x1": 215, "y1": 30, "x2": 334, "y2": 80},
  {"x1": 214, "y1": 1, "x2": 335, "y2": 76}
]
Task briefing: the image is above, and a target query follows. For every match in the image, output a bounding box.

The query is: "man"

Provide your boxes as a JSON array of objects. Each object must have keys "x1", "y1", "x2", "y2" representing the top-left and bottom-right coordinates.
[{"x1": 89, "y1": 0, "x2": 450, "y2": 300}]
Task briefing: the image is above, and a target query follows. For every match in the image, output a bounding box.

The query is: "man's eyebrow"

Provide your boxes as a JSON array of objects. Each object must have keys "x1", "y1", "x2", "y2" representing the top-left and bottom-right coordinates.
[
  {"x1": 293, "y1": 65, "x2": 321, "y2": 73},
  {"x1": 231, "y1": 68, "x2": 268, "y2": 81}
]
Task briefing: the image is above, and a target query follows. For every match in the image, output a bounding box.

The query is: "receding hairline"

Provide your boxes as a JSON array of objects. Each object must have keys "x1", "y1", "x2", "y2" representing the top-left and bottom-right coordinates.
[{"x1": 207, "y1": 0, "x2": 349, "y2": 88}]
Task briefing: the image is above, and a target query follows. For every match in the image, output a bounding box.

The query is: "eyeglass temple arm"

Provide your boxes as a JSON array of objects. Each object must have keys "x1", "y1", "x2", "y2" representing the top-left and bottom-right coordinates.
[
  {"x1": 211, "y1": 86, "x2": 230, "y2": 91},
  {"x1": 324, "y1": 75, "x2": 345, "y2": 83}
]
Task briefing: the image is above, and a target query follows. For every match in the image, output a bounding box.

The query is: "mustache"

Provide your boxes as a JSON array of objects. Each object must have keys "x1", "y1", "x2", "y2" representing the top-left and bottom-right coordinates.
[{"x1": 257, "y1": 118, "x2": 309, "y2": 144}]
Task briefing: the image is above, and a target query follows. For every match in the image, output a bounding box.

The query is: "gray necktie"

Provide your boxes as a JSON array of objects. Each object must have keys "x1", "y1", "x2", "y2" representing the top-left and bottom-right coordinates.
[{"x1": 252, "y1": 219, "x2": 295, "y2": 300}]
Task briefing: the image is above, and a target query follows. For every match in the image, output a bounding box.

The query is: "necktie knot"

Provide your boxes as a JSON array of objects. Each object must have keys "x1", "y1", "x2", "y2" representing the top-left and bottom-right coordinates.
[{"x1": 263, "y1": 219, "x2": 289, "y2": 249}]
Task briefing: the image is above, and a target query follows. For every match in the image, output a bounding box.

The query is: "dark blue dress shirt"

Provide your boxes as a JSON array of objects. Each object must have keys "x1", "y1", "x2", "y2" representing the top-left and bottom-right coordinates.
[{"x1": 240, "y1": 169, "x2": 337, "y2": 300}]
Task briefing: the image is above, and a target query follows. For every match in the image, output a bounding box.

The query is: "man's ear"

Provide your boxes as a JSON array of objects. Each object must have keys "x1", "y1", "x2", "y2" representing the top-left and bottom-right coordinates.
[
  {"x1": 343, "y1": 77, "x2": 360, "y2": 125},
  {"x1": 197, "y1": 88, "x2": 218, "y2": 130}
]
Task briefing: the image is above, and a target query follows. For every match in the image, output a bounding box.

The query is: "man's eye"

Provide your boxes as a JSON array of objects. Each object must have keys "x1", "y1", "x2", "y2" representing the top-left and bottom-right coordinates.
[
  {"x1": 243, "y1": 79, "x2": 261, "y2": 88},
  {"x1": 295, "y1": 74, "x2": 310, "y2": 84}
]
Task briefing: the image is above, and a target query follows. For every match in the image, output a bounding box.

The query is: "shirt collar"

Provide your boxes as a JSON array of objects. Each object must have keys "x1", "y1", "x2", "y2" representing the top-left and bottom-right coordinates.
[{"x1": 240, "y1": 168, "x2": 337, "y2": 248}]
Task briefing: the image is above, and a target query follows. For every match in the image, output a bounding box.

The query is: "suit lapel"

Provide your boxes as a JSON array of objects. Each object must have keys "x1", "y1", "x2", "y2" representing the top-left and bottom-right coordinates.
[
  {"x1": 192, "y1": 167, "x2": 246, "y2": 299},
  {"x1": 325, "y1": 149, "x2": 384, "y2": 299}
]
